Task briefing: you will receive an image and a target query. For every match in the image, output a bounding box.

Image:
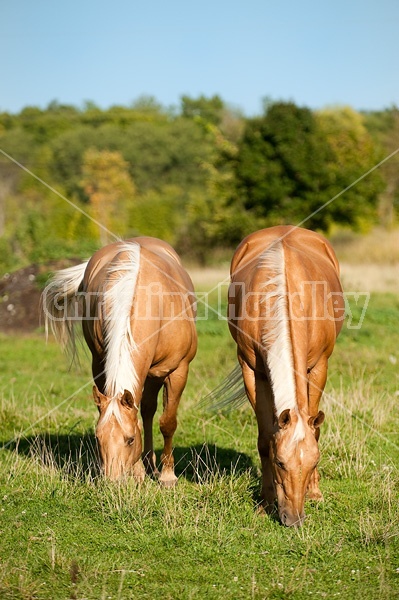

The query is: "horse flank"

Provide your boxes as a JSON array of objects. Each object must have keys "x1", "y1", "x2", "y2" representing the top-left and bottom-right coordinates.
[
  {"x1": 259, "y1": 241, "x2": 304, "y2": 441},
  {"x1": 103, "y1": 242, "x2": 141, "y2": 399}
]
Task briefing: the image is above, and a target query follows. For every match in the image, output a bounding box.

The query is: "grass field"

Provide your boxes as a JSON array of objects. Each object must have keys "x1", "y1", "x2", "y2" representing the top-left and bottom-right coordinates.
[{"x1": 0, "y1": 272, "x2": 398, "y2": 599}]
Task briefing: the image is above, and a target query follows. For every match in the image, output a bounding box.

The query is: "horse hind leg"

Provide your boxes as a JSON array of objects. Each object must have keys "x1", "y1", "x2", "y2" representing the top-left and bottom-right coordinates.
[{"x1": 158, "y1": 362, "x2": 189, "y2": 487}]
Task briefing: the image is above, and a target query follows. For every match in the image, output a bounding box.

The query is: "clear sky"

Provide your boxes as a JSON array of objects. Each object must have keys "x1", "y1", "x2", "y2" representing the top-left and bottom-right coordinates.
[{"x1": 1, "y1": 0, "x2": 398, "y2": 115}]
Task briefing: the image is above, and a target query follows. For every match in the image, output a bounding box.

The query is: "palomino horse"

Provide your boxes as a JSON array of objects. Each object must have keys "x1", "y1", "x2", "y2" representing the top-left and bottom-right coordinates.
[
  {"x1": 227, "y1": 226, "x2": 344, "y2": 526},
  {"x1": 43, "y1": 237, "x2": 197, "y2": 484}
]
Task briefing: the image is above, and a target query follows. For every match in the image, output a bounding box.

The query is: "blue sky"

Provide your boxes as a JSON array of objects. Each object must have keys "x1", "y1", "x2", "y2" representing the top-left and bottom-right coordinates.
[{"x1": 1, "y1": 0, "x2": 398, "y2": 115}]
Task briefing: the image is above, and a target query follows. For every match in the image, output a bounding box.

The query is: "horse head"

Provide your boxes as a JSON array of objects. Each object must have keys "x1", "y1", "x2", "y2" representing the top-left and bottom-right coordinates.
[
  {"x1": 270, "y1": 408, "x2": 325, "y2": 527},
  {"x1": 93, "y1": 386, "x2": 142, "y2": 480}
]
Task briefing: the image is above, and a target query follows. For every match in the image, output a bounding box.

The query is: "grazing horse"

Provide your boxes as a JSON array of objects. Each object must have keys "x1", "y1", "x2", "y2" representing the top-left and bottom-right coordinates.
[
  {"x1": 43, "y1": 237, "x2": 197, "y2": 484},
  {"x1": 227, "y1": 226, "x2": 344, "y2": 526}
]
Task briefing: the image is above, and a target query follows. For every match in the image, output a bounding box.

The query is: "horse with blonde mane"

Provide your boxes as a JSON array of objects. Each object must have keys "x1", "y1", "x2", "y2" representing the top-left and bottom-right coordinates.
[
  {"x1": 43, "y1": 237, "x2": 197, "y2": 484},
  {"x1": 227, "y1": 226, "x2": 344, "y2": 526}
]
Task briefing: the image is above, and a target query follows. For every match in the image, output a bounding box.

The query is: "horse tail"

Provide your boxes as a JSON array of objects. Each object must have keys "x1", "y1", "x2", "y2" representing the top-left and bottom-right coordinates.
[
  {"x1": 42, "y1": 261, "x2": 89, "y2": 360},
  {"x1": 102, "y1": 242, "x2": 141, "y2": 398},
  {"x1": 199, "y1": 363, "x2": 247, "y2": 412}
]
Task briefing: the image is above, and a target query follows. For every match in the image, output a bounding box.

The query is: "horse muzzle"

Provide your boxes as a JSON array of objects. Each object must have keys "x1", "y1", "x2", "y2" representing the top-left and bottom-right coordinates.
[{"x1": 280, "y1": 510, "x2": 306, "y2": 527}]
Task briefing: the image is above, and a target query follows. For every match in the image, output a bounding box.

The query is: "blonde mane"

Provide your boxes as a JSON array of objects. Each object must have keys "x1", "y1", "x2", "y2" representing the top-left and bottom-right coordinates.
[
  {"x1": 103, "y1": 242, "x2": 141, "y2": 398},
  {"x1": 259, "y1": 242, "x2": 304, "y2": 442}
]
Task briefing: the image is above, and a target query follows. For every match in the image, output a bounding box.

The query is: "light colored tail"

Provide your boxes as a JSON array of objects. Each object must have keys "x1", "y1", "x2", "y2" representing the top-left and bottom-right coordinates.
[{"x1": 42, "y1": 261, "x2": 89, "y2": 360}]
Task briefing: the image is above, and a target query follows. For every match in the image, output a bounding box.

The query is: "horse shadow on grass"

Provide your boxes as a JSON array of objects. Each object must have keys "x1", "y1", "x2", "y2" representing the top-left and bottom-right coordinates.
[
  {"x1": 1, "y1": 432, "x2": 259, "y2": 488},
  {"x1": 1, "y1": 433, "x2": 277, "y2": 519}
]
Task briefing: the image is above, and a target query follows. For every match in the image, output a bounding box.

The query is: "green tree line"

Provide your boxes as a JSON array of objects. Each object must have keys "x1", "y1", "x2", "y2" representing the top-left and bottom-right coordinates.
[{"x1": 0, "y1": 95, "x2": 398, "y2": 270}]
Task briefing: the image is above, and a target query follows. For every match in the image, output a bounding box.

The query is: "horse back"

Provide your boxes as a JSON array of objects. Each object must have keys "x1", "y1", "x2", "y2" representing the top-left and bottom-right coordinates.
[
  {"x1": 132, "y1": 244, "x2": 197, "y2": 375},
  {"x1": 229, "y1": 227, "x2": 344, "y2": 391},
  {"x1": 82, "y1": 238, "x2": 197, "y2": 379}
]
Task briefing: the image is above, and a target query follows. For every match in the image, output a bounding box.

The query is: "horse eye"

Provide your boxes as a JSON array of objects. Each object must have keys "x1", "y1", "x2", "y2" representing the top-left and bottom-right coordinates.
[
  {"x1": 125, "y1": 436, "x2": 135, "y2": 446},
  {"x1": 275, "y1": 460, "x2": 285, "y2": 470}
]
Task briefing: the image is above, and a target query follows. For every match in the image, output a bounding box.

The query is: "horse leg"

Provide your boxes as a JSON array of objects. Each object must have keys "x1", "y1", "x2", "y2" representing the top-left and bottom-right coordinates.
[
  {"x1": 141, "y1": 377, "x2": 163, "y2": 478},
  {"x1": 307, "y1": 356, "x2": 328, "y2": 501},
  {"x1": 254, "y1": 374, "x2": 276, "y2": 511},
  {"x1": 240, "y1": 357, "x2": 276, "y2": 511},
  {"x1": 158, "y1": 362, "x2": 189, "y2": 487}
]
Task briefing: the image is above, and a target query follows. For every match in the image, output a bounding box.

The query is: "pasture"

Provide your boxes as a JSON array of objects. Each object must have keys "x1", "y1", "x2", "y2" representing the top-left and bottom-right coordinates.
[{"x1": 0, "y1": 267, "x2": 398, "y2": 599}]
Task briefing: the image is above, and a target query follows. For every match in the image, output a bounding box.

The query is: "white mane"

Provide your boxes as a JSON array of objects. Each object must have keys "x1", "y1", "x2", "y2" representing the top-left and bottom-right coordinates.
[
  {"x1": 103, "y1": 242, "x2": 141, "y2": 398},
  {"x1": 259, "y1": 242, "x2": 304, "y2": 442}
]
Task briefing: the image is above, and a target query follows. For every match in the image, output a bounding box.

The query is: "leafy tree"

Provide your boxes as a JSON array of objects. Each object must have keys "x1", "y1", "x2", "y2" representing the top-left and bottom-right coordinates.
[
  {"x1": 234, "y1": 101, "x2": 383, "y2": 230},
  {"x1": 181, "y1": 95, "x2": 225, "y2": 125},
  {"x1": 80, "y1": 149, "x2": 135, "y2": 244},
  {"x1": 316, "y1": 106, "x2": 384, "y2": 229},
  {"x1": 130, "y1": 95, "x2": 167, "y2": 116},
  {"x1": 129, "y1": 185, "x2": 186, "y2": 244},
  {"x1": 0, "y1": 127, "x2": 38, "y2": 238},
  {"x1": 49, "y1": 126, "x2": 115, "y2": 199},
  {"x1": 234, "y1": 102, "x2": 335, "y2": 229},
  {"x1": 363, "y1": 107, "x2": 399, "y2": 226},
  {"x1": 49, "y1": 117, "x2": 213, "y2": 198},
  {"x1": 17, "y1": 104, "x2": 79, "y2": 143},
  {"x1": 180, "y1": 124, "x2": 256, "y2": 263},
  {"x1": 121, "y1": 119, "x2": 213, "y2": 192}
]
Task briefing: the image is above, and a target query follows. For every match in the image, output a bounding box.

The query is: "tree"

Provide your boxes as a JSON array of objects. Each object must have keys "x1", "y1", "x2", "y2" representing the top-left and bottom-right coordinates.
[
  {"x1": 234, "y1": 101, "x2": 383, "y2": 231},
  {"x1": 80, "y1": 149, "x2": 135, "y2": 244},
  {"x1": 0, "y1": 159, "x2": 19, "y2": 237},
  {"x1": 181, "y1": 94, "x2": 225, "y2": 125},
  {"x1": 234, "y1": 102, "x2": 335, "y2": 229},
  {"x1": 316, "y1": 106, "x2": 384, "y2": 229},
  {"x1": 179, "y1": 123, "x2": 256, "y2": 263},
  {"x1": 363, "y1": 106, "x2": 399, "y2": 226},
  {"x1": 0, "y1": 127, "x2": 37, "y2": 237},
  {"x1": 129, "y1": 185, "x2": 185, "y2": 244}
]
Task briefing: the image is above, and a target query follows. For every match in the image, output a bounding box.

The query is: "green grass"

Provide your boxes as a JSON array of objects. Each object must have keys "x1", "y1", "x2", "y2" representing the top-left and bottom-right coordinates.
[{"x1": 0, "y1": 292, "x2": 398, "y2": 599}]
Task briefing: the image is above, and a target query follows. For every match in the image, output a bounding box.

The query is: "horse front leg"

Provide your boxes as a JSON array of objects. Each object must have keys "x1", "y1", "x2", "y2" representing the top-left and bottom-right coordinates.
[
  {"x1": 307, "y1": 356, "x2": 328, "y2": 501},
  {"x1": 159, "y1": 362, "x2": 189, "y2": 487},
  {"x1": 141, "y1": 377, "x2": 163, "y2": 478},
  {"x1": 254, "y1": 374, "x2": 276, "y2": 512},
  {"x1": 239, "y1": 357, "x2": 276, "y2": 512}
]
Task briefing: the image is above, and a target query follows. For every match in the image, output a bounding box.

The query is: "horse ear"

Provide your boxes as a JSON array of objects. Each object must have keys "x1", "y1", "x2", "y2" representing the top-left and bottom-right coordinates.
[
  {"x1": 308, "y1": 411, "x2": 325, "y2": 429},
  {"x1": 120, "y1": 389, "x2": 137, "y2": 412},
  {"x1": 278, "y1": 409, "x2": 291, "y2": 429},
  {"x1": 93, "y1": 386, "x2": 108, "y2": 412}
]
